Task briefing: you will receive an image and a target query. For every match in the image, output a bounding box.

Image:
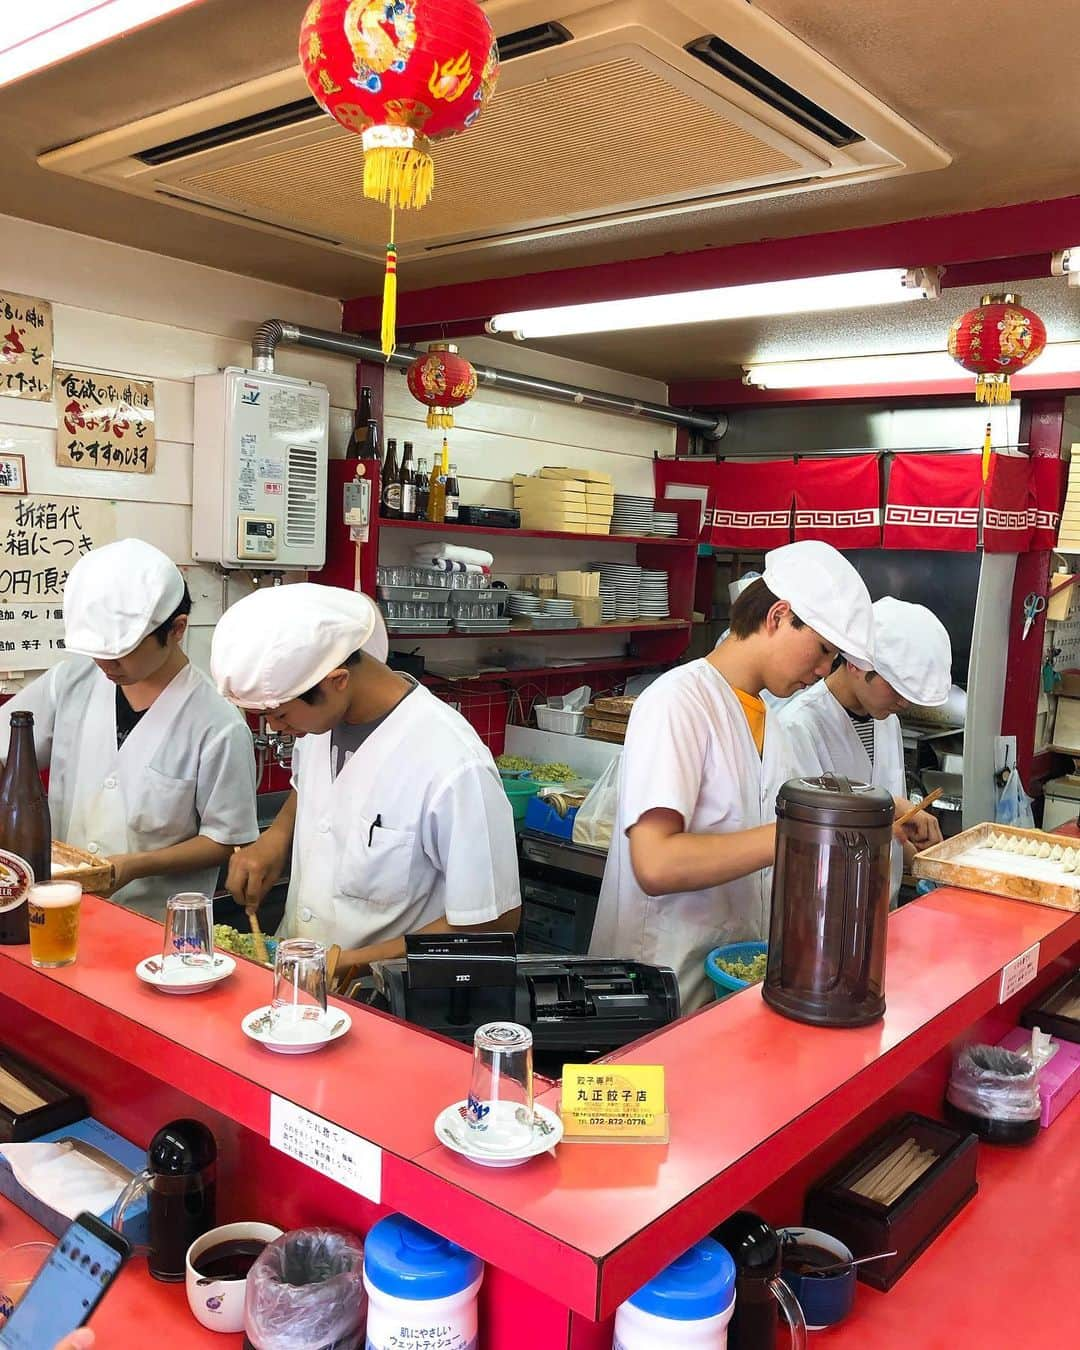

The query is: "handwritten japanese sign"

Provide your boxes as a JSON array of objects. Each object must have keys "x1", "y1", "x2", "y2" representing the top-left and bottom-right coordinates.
[
  {"x1": 54, "y1": 368, "x2": 156, "y2": 474},
  {"x1": 560, "y1": 1064, "x2": 668, "y2": 1143},
  {"x1": 0, "y1": 495, "x2": 116, "y2": 670},
  {"x1": 269, "y1": 1095, "x2": 382, "y2": 1203},
  {"x1": 0, "y1": 291, "x2": 53, "y2": 402}
]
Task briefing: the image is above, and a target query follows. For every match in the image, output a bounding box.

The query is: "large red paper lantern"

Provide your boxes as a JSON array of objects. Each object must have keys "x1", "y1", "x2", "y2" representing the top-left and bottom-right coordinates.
[
  {"x1": 947, "y1": 292, "x2": 1046, "y2": 405},
  {"x1": 299, "y1": 0, "x2": 499, "y2": 356},
  {"x1": 406, "y1": 342, "x2": 478, "y2": 429}
]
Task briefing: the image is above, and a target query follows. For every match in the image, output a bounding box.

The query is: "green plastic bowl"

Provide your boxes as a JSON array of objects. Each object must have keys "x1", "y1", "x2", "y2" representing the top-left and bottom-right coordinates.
[{"x1": 501, "y1": 776, "x2": 541, "y2": 827}]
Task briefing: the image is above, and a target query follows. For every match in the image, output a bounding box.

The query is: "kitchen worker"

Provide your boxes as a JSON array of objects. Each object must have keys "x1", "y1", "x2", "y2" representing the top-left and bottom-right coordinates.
[
  {"x1": 588, "y1": 540, "x2": 876, "y2": 1013},
  {"x1": 778, "y1": 596, "x2": 951, "y2": 903},
  {"x1": 0, "y1": 539, "x2": 259, "y2": 919},
  {"x1": 211, "y1": 583, "x2": 521, "y2": 975}
]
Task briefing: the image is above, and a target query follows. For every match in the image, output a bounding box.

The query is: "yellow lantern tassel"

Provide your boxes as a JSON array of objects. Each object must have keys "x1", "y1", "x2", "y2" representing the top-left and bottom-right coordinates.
[
  {"x1": 363, "y1": 144, "x2": 434, "y2": 211},
  {"x1": 975, "y1": 373, "x2": 1011, "y2": 405},
  {"x1": 982, "y1": 421, "x2": 993, "y2": 482},
  {"x1": 381, "y1": 209, "x2": 397, "y2": 359},
  {"x1": 426, "y1": 408, "x2": 454, "y2": 431}
]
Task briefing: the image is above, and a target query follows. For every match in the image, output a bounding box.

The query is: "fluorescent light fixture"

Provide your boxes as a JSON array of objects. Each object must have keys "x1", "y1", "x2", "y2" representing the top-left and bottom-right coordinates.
[
  {"x1": 487, "y1": 268, "x2": 941, "y2": 340},
  {"x1": 1051, "y1": 248, "x2": 1080, "y2": 287},
  {"x1": 0, "y1": 1, "x2": 204, "y2": 89},
  {"x1": 744, "y1": 341, "x2": 1080, "y2": 389}
]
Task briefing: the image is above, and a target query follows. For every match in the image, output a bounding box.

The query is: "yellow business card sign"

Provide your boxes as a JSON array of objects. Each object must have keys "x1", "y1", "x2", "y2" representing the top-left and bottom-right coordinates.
[{"x1": 560, "y1": 1064, "x2": 668, "y2": 1143}]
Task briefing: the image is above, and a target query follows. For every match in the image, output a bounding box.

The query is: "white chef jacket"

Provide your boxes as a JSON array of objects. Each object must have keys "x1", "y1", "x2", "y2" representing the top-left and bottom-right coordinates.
[
  {"x1": 283, "y1": 681, "x2": 520, "y2": 950},
  {"x1": 777, "y1": 679, "x2": 905, "y2": 903},
  {"x1": 0, "y1": 658, "x2": 258, "y2": 919},
  {"x1": 588, "y1": 659, "x2": 797, "y2": 1013}
]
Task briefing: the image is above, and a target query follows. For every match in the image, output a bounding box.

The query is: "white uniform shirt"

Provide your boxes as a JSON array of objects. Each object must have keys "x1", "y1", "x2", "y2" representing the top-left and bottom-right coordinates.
[
  {"x1": 284, "y1": 682, "x2": 520, "y2": 950},
  {"x1": 588, "y1": 659, "x2": 797, "y2": 1013},
  {"x1": 0, "y1": 657, "x2": 258, "y2": 918},
  {"x1": 777, "y1": 679, "x2": 905, "y2": 902}
]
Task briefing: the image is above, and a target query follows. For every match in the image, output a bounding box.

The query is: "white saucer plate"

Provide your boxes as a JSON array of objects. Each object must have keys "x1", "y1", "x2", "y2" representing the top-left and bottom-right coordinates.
[
  {"x1": 241, "y1": 1005, "x2": 351, "y2": 1054},
  {"x1": 434, "y1": 1100, "x2": 563, "y2": 1167},
  {"x1": 136, "y1": 954, "x2": 235, "y2": 995}
]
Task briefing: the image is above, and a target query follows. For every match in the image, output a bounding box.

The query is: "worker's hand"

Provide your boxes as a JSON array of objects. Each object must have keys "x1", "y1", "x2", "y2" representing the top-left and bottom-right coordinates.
[
  {"x1": 104, "y1": 854, "x2": 136, "y2": 897},
  {"x1": 894, "y1": 802, "x2": 943, "y2": 851},
  {"x1": 54, "y1": 1330, "x2": 95, "y2": 1350},
  {"x1": 227, "y1": 834, "x2": 287, "y2": 911}
]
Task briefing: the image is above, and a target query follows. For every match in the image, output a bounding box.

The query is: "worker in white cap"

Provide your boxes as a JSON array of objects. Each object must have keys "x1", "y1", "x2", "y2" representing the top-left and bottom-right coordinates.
[
  {"x1": 0, "y1": 539, "x2": 258, "y2": 919},
  {"x1": 211, "y1": 583, "x2": 520, "y2": 975},
  {"x1": 778, "y1": 596, "x2": 950, "y2": 904},
  {"x1": 589, "y1": 540, "x2": 876, "y2": 1013}
]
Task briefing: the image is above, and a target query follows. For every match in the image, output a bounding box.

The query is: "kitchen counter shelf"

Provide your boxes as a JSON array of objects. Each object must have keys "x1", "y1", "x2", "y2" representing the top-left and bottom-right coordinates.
[
  {"x1": 390, "y1": 619, "x2": 691, "y2": 639},
  {"x1": 379, "y1": 518, "x2": 697, "y2": 547}
]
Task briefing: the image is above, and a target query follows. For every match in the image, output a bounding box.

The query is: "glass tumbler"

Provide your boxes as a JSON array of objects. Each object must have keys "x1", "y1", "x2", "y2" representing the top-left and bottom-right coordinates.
[
  {"x1": 161, "y1": 893, "x2": 214, "y2": 975},
  {"x1": 27, "y1": 881, "x2": 82, "y2": 968},
  {"x1": 271, "y1": 939, "x2": 328, "y2": 1038},
  {"x1": 466, "y1": 1022, "x2": 535, "y2": 1153},
  {"x1": 0, "y1": 1243, "x2": 52, "y2": 1323}
]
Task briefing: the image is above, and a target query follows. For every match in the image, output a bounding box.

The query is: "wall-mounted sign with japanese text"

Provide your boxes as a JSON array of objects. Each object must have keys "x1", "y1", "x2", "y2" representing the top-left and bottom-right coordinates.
[
  {"x1": 0, "y1": 292, "x2": 53, "y2": 402},
  {"x1": 0, "y1": 495, "x2": 117, "y2": 671},
  {"x1": 54, "y1": 368, "x2": 156, "y2": 474}
]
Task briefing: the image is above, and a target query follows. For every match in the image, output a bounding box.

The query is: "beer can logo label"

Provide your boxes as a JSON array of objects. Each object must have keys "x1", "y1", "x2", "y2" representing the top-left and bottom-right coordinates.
[{"x1": 0, "y1": 849, "x2": 34, "y2": 913}]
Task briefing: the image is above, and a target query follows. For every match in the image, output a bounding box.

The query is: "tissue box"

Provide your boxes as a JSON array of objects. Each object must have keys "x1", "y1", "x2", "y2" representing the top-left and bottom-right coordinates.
[
  {"x1": 0, "y1": 1117, "x2": 148, "y2": 1243},
  {"x1": 997, "y1": 1028, "x2": 1080, "y2": 1129}
]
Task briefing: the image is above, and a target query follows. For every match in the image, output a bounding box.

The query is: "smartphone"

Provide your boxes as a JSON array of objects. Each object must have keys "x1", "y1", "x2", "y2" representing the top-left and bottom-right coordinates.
[{"x1": 0, "y1": 1212, "x2": 131, "y2": 1349}]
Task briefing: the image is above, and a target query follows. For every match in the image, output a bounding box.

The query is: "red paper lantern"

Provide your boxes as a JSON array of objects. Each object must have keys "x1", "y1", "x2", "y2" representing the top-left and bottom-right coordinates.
[
  {"x1": 406, "y1": 343, "x2": 478, "y2": 429},
  {"x1": 947, "y1": 292, "x2": 1046, "y2": 405},
  {"x1": 299, "y1": 0, "x2": 499, "y2": 356}
]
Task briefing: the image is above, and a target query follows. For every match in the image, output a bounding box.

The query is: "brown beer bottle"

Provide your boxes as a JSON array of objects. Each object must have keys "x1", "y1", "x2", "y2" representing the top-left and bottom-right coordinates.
[{"x1": 0, "y1": 712, "x2": 51, "y2": 944}]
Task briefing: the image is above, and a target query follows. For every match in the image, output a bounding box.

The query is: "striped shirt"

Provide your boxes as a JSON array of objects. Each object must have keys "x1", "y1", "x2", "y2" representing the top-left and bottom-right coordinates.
[{"x1": 847, "y1": 711, "x2": 876, "y2": 768}]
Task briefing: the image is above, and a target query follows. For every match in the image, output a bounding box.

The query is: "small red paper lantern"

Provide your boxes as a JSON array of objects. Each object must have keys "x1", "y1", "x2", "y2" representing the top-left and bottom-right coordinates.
[
  {"x1": 947, "y1": 292, "x2": 1046, "y2": 405},
  {"x1": 406, "y1": 343, "x2": 478, "y2": 429}
]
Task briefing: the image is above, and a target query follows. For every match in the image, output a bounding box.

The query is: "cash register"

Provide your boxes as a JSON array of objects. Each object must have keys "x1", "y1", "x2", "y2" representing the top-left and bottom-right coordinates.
[{"x1": 359, "y1": 933, "x2": 680, "y2": 1073}]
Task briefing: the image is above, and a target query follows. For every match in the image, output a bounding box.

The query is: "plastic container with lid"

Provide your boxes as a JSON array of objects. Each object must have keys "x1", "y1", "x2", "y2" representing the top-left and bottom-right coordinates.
[
  {"x1": 363, "y1": 1214, "x2": 483, "y2": 1350},
  {"x1": 613, "y1": 1237, "x2": 736, "y2": 1349}
]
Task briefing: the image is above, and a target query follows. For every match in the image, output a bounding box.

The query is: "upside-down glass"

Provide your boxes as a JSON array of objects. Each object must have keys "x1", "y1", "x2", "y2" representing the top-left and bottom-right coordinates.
[
  {"x1": 27, "y1": 881, "x2": 81, "y2": 968},
  {"x1": 0, "y1": 1243, "x2": 51, "y2": 1323},
  {"x1": 465, "y1": 1022, "x2": 535, "y2": 1153},
  {"x1": 161, "y1": 893, "x2": 214, "y2": 975},
  {"x1": 271, "y1": 939, "x2": 328, "y2": 1036}
]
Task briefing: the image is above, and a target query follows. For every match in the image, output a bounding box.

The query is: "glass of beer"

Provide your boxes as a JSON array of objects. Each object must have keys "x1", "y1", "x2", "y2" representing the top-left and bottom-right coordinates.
[{"x1": 27, "y1": 881, "x2": 82, "y2": 969}]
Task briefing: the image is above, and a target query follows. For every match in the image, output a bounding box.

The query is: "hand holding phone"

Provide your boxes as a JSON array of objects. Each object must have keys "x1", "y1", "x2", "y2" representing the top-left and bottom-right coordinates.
[{"x1": 0, "y1": 1213, "x2": 129, "y2": 1350}]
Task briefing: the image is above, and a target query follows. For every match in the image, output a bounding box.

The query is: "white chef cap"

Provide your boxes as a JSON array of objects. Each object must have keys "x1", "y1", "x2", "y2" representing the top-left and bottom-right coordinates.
[
  {"x1": 762, "y1": 540, "x2": 874, "y2": 666},
  {"x1": 211, "y1": 583, "x2": 378, "y2": 710},
  {"x1": 64, "y1": 539, "x2": 186, "y2": 660},
  {"x1": 865, "y1": 596, "x2": 952, "y2": 706}
]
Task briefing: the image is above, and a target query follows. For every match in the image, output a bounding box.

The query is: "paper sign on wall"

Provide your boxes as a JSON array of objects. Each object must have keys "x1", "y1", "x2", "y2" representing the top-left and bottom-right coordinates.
[
  {"x1": 270, "y1": 1095, "x2": 382, "y2": 1203},
  {"x1": 561, "y1": 1064, "x2": 668, "y2": 1142},
  {"x1": 0, "y1": 495, "x2": 117, "y2": 670},
  {"x1": 0, "y1": 291, "x2": 53, "y2": 402},
  {"x1": 54, "y1": 368, "x2": 156, "y2": 474}
]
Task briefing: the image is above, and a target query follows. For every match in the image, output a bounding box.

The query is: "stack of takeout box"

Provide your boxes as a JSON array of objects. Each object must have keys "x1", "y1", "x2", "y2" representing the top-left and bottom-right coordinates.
[
  {"x1": 556, "y1": 569, "x2": 602, "y2": 627},
  {"x1": 513, "y1": 468, "x2": 615, "y2": 533}
]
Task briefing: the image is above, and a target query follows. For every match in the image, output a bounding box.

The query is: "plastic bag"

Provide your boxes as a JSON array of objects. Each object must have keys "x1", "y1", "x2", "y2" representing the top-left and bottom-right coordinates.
[
  {"x1": 995, "y1": 766, "x2": 1035, "y2": 829},
  {"x1": 572, "y1": 755, "x2": 621, "y2": 851},
  {"x1": 245, "y1": 1228, "x2": 366, "y2": 1350},
  {"x1": 945, "y1": 1044, "x2": 1041, "y2": 1123}
]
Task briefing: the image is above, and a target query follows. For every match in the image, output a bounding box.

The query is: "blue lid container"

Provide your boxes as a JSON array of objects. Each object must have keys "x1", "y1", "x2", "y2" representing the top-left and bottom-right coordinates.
[
  {"x1": 627, "y1": 1237, "x2": 736, "y2": 1321},
  {"x1": 363, "y1": 1215, "x2": 482, "y2": 1301}
]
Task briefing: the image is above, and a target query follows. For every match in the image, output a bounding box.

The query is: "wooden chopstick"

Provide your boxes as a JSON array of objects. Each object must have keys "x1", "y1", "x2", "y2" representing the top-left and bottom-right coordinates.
[
  {"x1": 246, "y1": 907, "x2": 270, "y2": 966},
  {"x1": 894, "y1": 789, "x2": 943, "y2": 830},
  {"x1": 849, "y1": 1140, "x2": 939, "y2": 1205}
]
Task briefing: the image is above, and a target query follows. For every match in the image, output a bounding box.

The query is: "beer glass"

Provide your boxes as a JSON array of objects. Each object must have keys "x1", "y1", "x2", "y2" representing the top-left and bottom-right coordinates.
[
  {"x1": 161, "y1": 893, "x2": 214, "y2": 975},
  {"x1": 465, "y1": 1022, "x2": 535, "y2": 1153},
  {"x1": 270, "y1": 939, "x2": 328, "y2": 1036},
  {"x1": 27, "y1": 882, "x2": 81, "y2": 968}
]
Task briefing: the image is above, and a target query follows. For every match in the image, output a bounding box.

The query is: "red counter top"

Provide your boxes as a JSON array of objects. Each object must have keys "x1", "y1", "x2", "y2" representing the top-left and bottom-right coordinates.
[{"x1": 1, "y1": 889, "x2": 1077, "y2": 1321}]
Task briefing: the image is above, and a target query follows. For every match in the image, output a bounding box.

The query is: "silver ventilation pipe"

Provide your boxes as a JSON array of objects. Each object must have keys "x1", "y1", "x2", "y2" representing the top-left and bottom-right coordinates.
[{"x1": 250, "y1": 320, "x2": 726, "y2": 438}]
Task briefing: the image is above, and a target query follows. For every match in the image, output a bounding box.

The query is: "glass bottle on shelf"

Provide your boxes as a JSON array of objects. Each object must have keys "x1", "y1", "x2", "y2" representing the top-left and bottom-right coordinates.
[
  {"x1": 346, "y1": 387, "x2": 379, "y2": 461},
  {"x1": 426, "y1": 441, "x2": 448, "y2": 524},
  {"x1": 400, "y1": 441, "x2": 418, "y2": 521},
  {"x1": 381, "y1": 438, "x2": 401, "y2": 518},
  {"x1": 0, "y1": 711, "x2": 51, "y2": 945},
  {"x1": 445, "y1": 462, "x2": 460, "y2": 523},
  {"x1": 415, "y1": 457, "x2": 430, "y2": 521}
]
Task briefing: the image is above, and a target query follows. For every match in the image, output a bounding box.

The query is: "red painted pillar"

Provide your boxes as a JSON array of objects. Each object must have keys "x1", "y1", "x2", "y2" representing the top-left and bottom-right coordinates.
[{"x1": 1001, "y1": 396, "x2": 1066, "y2": 790}]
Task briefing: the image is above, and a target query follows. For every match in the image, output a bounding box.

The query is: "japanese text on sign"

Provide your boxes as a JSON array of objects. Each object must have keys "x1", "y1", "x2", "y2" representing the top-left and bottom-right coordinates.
[
  {"x1": 54, "y1": 367, "x2": 156, "y2": 474},
  {"x1": 269, "y1": 1095, "x2": 382, "y2": 1203},
  {"x1": 560, "y1": 1064, "x2": 668, "y2": 1143},
  {"x1": 0, "y1": 291, "x2": 53, "y2": 402},
  {"x1": 0, "y1": 496, "x2": 116, "y2": 671}
]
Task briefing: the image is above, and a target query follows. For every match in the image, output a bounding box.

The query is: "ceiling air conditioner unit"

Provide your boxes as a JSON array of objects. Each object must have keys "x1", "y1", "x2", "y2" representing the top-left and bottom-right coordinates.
[{"x1": 39, "y1": 0, "x2": 948, "y2": 264}]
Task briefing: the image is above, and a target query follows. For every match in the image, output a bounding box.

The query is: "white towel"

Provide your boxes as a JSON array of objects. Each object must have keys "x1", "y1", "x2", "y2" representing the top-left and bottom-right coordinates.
[{"x1": 413, "y1": 542, "x2": 494, "y2": 568}]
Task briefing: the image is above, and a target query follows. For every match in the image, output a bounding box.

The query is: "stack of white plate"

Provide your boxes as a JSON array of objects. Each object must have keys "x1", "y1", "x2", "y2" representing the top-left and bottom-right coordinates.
[
  {"x1": 509, "y1": 592, "x2": 542, "y2": 619},
  {"x1": 638, "y1": 569, "x2": 671, "y2": 618},
  {"x1": 597, "y1": 561, "x2": 642, "y2": 620},
  {"x1": 542, "y1": 597, "x2": 576, "y2": 621},
  {"x1": 650, "y1": 511, "x2": 680, "y2": 537},
  {"x1": 612, "y1": 494, "x2": 655, "y2": 536}
]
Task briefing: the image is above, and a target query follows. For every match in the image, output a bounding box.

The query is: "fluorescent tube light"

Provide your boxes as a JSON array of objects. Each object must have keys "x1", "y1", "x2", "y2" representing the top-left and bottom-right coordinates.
[
  {"x1": 0, "y1": 2, "x2": 204, "y2": 89},
  {"x1": 487, "y1": 268, "x2": 940, "y2": 340},
  {"x1": 744, "y1": 340, "x2": 1080, "y2": 389}
]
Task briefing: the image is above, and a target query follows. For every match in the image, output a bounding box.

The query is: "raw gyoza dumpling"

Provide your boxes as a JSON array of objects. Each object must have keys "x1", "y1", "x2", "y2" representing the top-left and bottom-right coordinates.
[
  {"x1": 1063, "y1": 848, "x2": 1078, "y2": 872},
  {"x1": 1024, "y1": 840, "x2": 1040, "y2": 857},
  {"x1": 991, "y1": 832, "x2": 1006, "y2": 850},
  {"x1": 1007, "y1": 837, "x2": 1023, "y2": 854},
  {"x1": 1038, "y1": 842, "x2": 1052, "y2": 859},
  {"x1": 1051, "y1": 844, "x2": 1064, "y2": 861}
]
